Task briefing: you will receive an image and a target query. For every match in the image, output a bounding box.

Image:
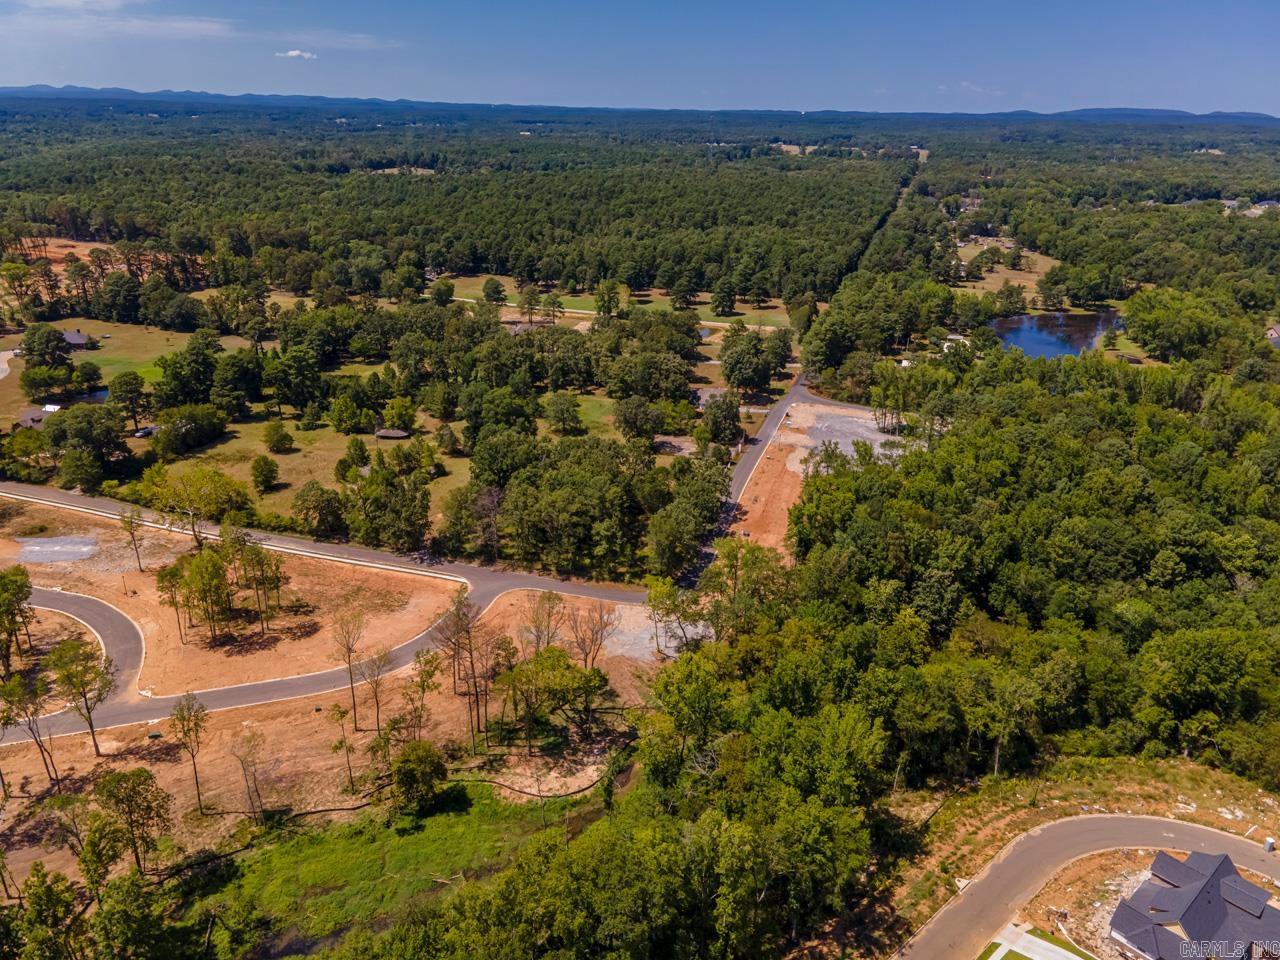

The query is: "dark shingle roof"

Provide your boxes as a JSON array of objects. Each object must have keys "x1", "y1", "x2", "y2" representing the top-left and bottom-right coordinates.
[{"x1": 1110, "y1": 852, "x2": 1280, "y2": 960}]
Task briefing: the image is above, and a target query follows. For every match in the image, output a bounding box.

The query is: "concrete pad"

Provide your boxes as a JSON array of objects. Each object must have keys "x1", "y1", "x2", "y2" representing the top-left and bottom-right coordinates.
[{"x1": 16, "y1": 535, "x2": 98, "y2": 563}]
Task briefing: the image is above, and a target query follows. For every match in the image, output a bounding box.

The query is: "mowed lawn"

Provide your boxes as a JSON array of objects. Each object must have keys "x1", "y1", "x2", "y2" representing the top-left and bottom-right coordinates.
[
  {"x1": 448, "y1": 274, "x2": 794, "y2": 327},
  {"x1": 0, "y1": 319, "x2": 249, "y2": 426}
]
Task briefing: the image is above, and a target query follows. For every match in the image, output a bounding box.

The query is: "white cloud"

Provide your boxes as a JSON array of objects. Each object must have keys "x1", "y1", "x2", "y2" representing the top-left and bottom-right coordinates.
[
  {"x1": 960, "y1": 79, "x2": 1004, "y2": 97},
  {"x1": 275, "y1": 49, "x2": 317, "y2": 60}
]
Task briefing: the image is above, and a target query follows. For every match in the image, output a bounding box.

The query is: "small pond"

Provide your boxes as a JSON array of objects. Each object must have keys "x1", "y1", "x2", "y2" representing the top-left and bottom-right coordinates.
[{"x1": 991, "y1": 310, "x2": 1120, "y2": 359}]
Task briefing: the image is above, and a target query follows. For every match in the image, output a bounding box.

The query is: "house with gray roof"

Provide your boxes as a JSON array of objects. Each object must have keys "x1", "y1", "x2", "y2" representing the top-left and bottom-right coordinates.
[
  {"x1": 62, "y1": 328, "x2": 91, "y2": 349},
  {"x1": 1110, "y1": 851, "x2": 1280, "y2": 959}
]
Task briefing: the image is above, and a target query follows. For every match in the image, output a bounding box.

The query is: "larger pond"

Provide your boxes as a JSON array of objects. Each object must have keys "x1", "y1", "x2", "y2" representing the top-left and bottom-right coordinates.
[{"x1": 992, "y1": 310, "x2": 1120, "y2": 359}]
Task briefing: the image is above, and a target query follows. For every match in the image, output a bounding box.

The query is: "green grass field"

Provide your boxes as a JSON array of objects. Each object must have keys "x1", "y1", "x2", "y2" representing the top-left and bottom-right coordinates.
[
  {"x1": 192, "y1": 783, "x2": 586, "y2": 947},
  {"x1": 167, "y1": 412, "x2": 379, "y2": 514},
  {"x1": 0, "y1": 319, "x2": 249, "y2": 426}
]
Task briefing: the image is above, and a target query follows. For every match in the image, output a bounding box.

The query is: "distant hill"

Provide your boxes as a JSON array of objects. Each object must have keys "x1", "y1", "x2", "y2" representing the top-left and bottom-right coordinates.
[{"x1": 0, "y1": 84, "x2": 1276, "y2": 125}]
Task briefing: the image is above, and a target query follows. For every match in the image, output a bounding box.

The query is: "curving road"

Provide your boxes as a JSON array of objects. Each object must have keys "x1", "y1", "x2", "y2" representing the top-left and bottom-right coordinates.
[
  {"x1": 896, "y1": 814, "x2": 1280, "y2": 958},
  {"x1": 0, "y1": 481, "x2": 648, "y2": 741},
  {"x1": 0, "y1": 378, "x2": 869, "y2": 741}
]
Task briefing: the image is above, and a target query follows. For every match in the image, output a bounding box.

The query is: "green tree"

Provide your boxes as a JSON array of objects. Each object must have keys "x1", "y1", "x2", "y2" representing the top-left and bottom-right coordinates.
[
  {"x1": 517, "y1": 284, "x2": 539, "y2": 322},
  {"x1": 614, "y1": 396, "x2": 664, "y2": 441},
  {"x1": 93, "y1": 768, "x2": 172, "y2": 873},
  {"x1": 540, "y1": 291, "x2": 565, "y2": 325},
  {"x1": 108, "y1": 371, "x2": 147, "y2": 430},
  {"x1": 94, "y1": 271, "x2": 142, "y2": 323},
  {"x1": 78, "y1": 813, "x2": 126, "y2": 906},
  {"x1": 47, "y1": 636, "x2": 116, "y2": 756},
  {"x1": 720, "y1": 326, "x2": 771, "y2": 391},
  {"x1": 16, "y1": 863, "x2": 83, "y2": 959},
  {"x1": 89, "y1": 869, "x2": 168, "y2": 959},
  {"x1": 21, "y1": 323, "x2": 72, "y2": 370},
  {"x1": 263, "y1": 419, "x2": 294, "y2": 453},
  {"x1": 250, "y1": 454, "x2": 279, "y2": 494},
  {"x1": 482, "y1": 277, "x2": 507, "y2": 304},
  {"x1": 171, "y1": 692, "x2": 208, "y2": 814},
  {"x1": 382, "y1": 395, "x2": 417, "y2": 432},
  {"x1": 702, "y1": 390, "x2": 742, "y2": 445},
  {"x1": 429, "y1": 277, "x2": 455, "y2": 307},
  {"x1": 144, "y1": 464, "x2": 249, "y2": 545},
  {"x1": 594, "y1": 279, "x2": 620, "y2": 318},
  {"x1": 711, "y1": 278, "x2": 736, "y2": 317},
  {"x1": 390, "y1": 740, "x2": 449, "y2": 815},
  {"x1": 292, "y1": 480, "x2": 347, "y2": 539},
  {"x1": 544, "y1": 391, "x2": 584, "y2": 435}
]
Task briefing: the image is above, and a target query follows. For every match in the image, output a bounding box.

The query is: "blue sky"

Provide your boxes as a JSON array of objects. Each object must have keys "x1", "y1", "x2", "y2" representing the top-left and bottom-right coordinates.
[{"x1": 2, "y1": 0, "x2": 1278, "y2": 114}]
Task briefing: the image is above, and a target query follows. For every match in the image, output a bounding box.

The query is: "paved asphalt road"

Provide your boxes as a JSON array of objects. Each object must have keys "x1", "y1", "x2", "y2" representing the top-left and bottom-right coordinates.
[
  {"x1": 896, "y1": 814, "x2": 1280, "y2": 958},
  {"x1": 9, "y1": 411, "x2": 1267, "y2": 958},
  {"x1": 0, "y1": 480, "x2": 652, "y2": 738},
  {"x1": 0, "y1": 378, "x2": 880, "y2": 741},
  {"x1": 728, "y1": 376, "x2": 873, "y2": 502}
]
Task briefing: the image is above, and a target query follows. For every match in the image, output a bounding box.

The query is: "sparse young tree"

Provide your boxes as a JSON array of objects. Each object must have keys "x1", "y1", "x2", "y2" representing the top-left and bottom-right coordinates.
[
  {"x1": 180, "y1": 549, "x2": 232, "y2": 644},
  {"x1": 568, "y1": 600, "x2": 620, "y2": 669},
  {"x1": 47, "y1": 636, "x2": 116, "y2": 757},
  {"x1": 356, "y1": 650, "x2": 393, "y2": 735},
  {"x1": 517, "y1": 284, "x2": 539, "y2": 322},
  {"x1": 434, "y1": 586, "x2": 512, "y2": 751},
  {"x1": 333, "y1": 610, "x2": 364, "y2": 728},
  {"x1": 401, "y1": 649, "x2": 442, "y2": 743},
  {"x1": 329, "y1": 703, "x2": 357, "y2": 793},
  {"x1": 519, "y1": 591, "x2": 565, "y2": 654},
  {"x1": 171, "y1": 692, "x2": 208, "y2": 814},
  {"x1": 2, "y1": 674, "x2": 59, "y2": 790},
  {"x1": 119, "y1": 506, "x2": 145, "y2": 572},
  {"x1": 155, "y1": 562, "x2": 185, "y2": 645},
  {"x1": 0, "y1": 699, "x2": 13, "y2": 801},
  {"x1": 231, "y1": 730, "x2": 265, "y2": 825}
]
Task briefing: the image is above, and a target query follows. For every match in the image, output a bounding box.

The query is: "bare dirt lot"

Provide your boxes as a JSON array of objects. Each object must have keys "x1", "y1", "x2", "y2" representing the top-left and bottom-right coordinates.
[
  {"x1": 0, "y1": 588, "x2": 655, "y2": 886},
  {"x1": 477, "y1": 589, "x2": 658, "y2": 709},
  {"x1": 0, "y1": 503, "x2": 457, "y2": 695},
  {"x1": 732, "y1": 402, "x2": 890, "y2": 553},
  {"x1": 27, "y1": 238, "x2": 114, "y2": 277},
  {"x1": 0, "y1": 679, "x2": 467, "y2": 882}
]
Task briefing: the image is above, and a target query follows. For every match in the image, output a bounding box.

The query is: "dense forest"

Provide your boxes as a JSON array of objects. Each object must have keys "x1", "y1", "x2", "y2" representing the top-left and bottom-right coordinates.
[{"x1": 7, "y1": 92, "x2": 1280, "y2": 958}]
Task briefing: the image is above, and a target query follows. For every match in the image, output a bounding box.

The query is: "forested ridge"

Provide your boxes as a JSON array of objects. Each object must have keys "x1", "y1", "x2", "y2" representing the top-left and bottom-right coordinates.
[{"x1": 8, "y1": 96, "x2": 1280, "y2": 958}]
